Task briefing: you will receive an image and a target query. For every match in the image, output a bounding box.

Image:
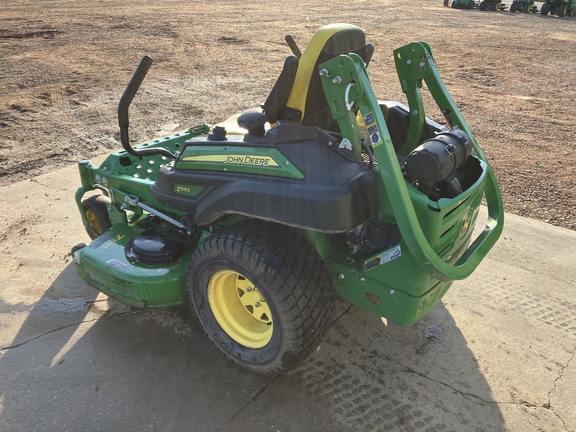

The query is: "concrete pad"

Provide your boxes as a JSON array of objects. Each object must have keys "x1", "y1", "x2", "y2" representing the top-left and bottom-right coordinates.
[{"x1": 0, "y1": 163, "x2": 575, "y2": 431}]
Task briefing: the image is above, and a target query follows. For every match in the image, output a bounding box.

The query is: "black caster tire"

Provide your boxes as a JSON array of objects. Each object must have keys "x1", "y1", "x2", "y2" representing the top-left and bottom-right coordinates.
[{"x1": 81, "y1": 195, "x2": 112, "y2": 240}]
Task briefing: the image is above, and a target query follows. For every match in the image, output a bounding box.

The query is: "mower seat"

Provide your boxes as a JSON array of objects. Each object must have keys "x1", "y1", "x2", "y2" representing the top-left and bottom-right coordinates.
[
  {"x1": 244, "y1": 23, "x2": 372, "y2": 134},
  {"x1": 278, "y1": 23, "x2": 373, "y2": 132},
  {"x1": 262, "y1": 55, "x2": 299, "y2": 125}
]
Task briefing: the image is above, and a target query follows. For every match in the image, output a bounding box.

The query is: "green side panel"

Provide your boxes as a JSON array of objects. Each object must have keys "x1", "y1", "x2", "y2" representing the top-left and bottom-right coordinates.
[
  {"x1": 303, "y1": 209, "x2": 456, "y2": 326},
  {"x1": 304, "y1": 172, "x2": 483, "y2": 326},
  {"x1": 73, "y1": 223, "x2": 189, "y2": 307},
  {"x1": 334, "y1": 266, "x2": 453, "y2": 327},
  {"x1": 175, "y1": 146, "x2": 305, "y2": 180}
]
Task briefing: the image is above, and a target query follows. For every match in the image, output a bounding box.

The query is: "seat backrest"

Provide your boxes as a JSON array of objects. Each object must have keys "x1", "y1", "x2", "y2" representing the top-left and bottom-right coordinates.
[
  {"x1": 263, "y1": 55, "x2": 299, "y2": 125},
  {"x1": 284, "y1": 24, "x2": 371, "y2": 131}
]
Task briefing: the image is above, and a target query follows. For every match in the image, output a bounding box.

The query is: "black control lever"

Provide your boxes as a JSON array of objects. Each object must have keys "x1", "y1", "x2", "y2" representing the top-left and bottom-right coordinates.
[
  {"x1": 285, "y1": 35, "x2": 302, "y2": 59},
  {"x1": 118, "y1": 56, "x2": 175, "y2": 159}
]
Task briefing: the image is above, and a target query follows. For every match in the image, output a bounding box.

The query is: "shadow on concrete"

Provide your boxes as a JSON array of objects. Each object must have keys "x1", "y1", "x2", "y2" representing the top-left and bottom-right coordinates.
[{"x1": 0, "y1": 263, "x2": 506, "y2": 432}]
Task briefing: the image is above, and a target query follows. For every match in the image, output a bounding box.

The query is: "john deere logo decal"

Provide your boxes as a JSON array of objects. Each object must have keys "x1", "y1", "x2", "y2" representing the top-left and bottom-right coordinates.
[
  {"x1": 223, "y1": 155, "x2": 278, "y2": 166},
  {"x1": 182, "y1": 154, "x2": 279, "y2": 167},
  {"x1": 460, "y1": 210, "x2": 472, "y2": 237}
]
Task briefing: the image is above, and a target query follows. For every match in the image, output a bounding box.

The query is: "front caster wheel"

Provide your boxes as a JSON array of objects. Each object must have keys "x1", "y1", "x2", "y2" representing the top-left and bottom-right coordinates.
[
  {"x1": 187, "y1": 222, "x2": 336, "y2": 374},
  {"x1": 81, "y1": 195, "x2": 112, "y2": 240}
]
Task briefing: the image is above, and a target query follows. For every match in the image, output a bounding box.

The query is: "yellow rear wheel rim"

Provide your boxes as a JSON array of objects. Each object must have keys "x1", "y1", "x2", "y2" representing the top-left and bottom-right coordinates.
[
  {"x1": 85, "y1": 209, "x2": 102, "y2": 235},
  {"x1": 208, "y1": 270, "x2": 273, "y2": 348}
]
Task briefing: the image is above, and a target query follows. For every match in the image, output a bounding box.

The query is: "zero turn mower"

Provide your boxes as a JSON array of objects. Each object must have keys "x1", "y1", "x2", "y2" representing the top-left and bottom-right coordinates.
[
  {"x1": 73, "y1": 24, "x2": 504, "y2": 373},
  {"x1": 510, "y1": 0, "x2": 538, "y2": 12},
  {"x1": 541, "y1": 0, "x2": 574, "y2": 15}
]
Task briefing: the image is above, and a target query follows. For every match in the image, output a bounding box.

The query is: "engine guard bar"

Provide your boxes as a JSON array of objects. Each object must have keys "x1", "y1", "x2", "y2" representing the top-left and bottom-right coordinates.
[{"x1": 319, "y1": 48, "x2": 504, "y2": 282}]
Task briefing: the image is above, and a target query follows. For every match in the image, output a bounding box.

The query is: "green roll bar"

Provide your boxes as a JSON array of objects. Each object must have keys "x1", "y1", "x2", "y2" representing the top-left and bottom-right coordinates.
[{"x1": 319, "y1": 43, "x2": 504, "y2": 281}]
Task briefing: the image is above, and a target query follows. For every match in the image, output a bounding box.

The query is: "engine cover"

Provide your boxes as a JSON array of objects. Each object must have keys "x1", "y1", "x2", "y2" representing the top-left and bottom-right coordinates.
[{"x1": 151, "y1": 124, "x2": 379, "y2": 233}]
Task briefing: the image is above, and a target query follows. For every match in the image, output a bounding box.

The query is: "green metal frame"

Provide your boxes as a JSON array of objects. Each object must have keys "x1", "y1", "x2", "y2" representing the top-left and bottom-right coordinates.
[
  {"x1": 74, "y1": 42, "x2": 503, "y2": 326},
  {"x1": 307, "y1": 43, "x2": 503, "y2": 324},
  {"x1": 318, "y1": 44, "x2": 503, "y2": 278}
]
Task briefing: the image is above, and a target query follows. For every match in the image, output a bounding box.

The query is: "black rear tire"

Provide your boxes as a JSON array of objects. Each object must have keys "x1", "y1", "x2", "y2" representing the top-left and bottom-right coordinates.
[
  {"x1": 187, "y1": 221, "x2": 336, "y2": 374},
  {"x1": 522, "y1": 2, "x2": 529, "y2": 11},
  {"x1": 510, "y1": 2, "x2": 517, "y2": 11},
  {"x1": 558, "y1": 4, "x2": 566, "y2": 16},
  {"x1": 479, "y1": 1, "x2": 487, "y2": 9},
  {"x1": 81, "y1": 195, "x2": 112, "y2": 240},
  {"x1": 541, "y1": 2, "x2": 549, "y2": 14}
]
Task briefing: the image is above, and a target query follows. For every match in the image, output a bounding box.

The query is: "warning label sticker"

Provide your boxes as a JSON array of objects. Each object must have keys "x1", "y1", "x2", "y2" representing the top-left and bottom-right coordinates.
[
  {"x1": 106, "y1": 258, "x2": 128, "y2": 270},
  {"x1": 364, "y1": 245, "x2": 402, "y2": 272},
  {"x1": 363, "y1": 112, "x2": 382, "y2": 147}
]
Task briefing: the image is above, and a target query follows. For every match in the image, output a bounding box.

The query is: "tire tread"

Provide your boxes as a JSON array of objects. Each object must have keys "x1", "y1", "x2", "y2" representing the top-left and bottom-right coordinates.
[{"x1": 187, "y1": 220, "x2": 336, "y2": 373}]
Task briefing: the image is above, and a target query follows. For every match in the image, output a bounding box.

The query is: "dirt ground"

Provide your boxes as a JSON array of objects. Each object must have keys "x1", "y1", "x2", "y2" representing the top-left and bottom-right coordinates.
[{"x1": 1, "y1": 0, "x2": 575, "y2": 230}]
